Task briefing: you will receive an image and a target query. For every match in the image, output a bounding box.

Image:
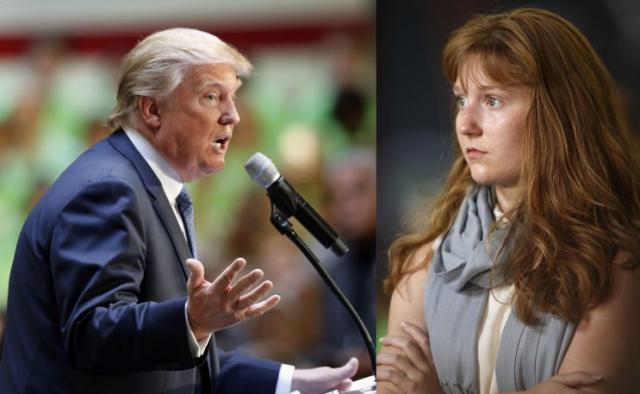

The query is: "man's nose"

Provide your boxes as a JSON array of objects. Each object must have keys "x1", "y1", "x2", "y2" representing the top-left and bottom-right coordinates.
[{"x1": 219, "y1": 101, "x2": 240, "y2": 126}]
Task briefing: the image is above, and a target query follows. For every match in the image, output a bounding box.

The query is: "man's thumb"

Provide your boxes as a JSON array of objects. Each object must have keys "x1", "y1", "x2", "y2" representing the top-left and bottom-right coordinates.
[
  {"x1": 186, "y1": 258, "x2": 205, "y2": 290},
  {"x1": 334, "y1": 357, "x2": 358, "y2": 380}
]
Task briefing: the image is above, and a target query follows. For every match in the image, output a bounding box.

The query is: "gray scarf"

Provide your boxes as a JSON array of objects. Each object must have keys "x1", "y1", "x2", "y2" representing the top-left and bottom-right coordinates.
[{"x1": 424, "y1": 186, "x2": 575, "y2": 393}]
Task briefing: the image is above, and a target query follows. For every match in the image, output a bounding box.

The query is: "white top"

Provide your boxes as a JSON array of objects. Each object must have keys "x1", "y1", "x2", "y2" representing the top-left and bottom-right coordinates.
[
  {"x1": 478, "y1": 205, "x2": 514, "y2": 394},
  {"x1": 478, "y1": 284, "x2": 515, "y2": 394}
]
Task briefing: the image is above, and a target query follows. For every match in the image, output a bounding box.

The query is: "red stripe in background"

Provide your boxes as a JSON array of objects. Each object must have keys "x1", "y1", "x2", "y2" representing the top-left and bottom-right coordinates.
[{"x1": 0, "y1": 20, "x2": 373, "y2": 57}]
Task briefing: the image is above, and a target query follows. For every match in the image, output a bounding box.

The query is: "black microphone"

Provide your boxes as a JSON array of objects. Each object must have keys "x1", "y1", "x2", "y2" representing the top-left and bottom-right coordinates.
[{"x1": 244, "y1": 152, "x2": 349, "y2": 257}]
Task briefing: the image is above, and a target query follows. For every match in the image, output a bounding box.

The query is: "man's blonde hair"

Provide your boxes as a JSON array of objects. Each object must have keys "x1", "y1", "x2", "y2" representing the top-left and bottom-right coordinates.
[{"x1": 107, "y1": 28, "x2": 252, "y2": 129}]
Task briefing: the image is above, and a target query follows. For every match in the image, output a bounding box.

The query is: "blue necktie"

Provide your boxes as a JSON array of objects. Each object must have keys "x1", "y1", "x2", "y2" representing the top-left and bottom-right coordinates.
[
  {"x1": 176, "y1": 188, "x2": 198, "y2": 258},
  {"x1": 177, "y1": 188, "x2": 211, "y2": 391}
]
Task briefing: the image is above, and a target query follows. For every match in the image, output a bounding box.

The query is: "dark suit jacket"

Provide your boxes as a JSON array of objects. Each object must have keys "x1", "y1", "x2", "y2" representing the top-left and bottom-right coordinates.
[{"x1": 0, "y1": 130, "x2": 280, "y2": 394}]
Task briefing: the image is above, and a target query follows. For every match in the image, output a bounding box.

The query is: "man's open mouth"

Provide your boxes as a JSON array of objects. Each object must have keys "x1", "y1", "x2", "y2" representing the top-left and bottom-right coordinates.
[{"x1": 214, "y1": 136, "x2": 230, "y2": 148}]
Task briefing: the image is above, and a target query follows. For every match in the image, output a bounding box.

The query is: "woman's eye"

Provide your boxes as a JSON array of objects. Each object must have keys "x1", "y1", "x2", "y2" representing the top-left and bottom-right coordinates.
[
  {"x1": 455, "y1": 95, "x2": 467, "y2": 108},
  {"x1": 487, "y1": 96, "x2": 502, "y2": 108}
]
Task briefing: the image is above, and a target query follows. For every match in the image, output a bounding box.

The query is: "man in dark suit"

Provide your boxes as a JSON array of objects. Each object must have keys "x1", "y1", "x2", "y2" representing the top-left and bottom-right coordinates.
[{"x1": 0, "y1": 28, "x2": 358, "y2": 394}]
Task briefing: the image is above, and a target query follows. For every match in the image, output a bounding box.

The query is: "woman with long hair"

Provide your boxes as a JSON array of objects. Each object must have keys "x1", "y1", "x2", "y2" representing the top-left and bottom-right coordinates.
[{"x1": 377, "y1": 8, "x2": 640, "y2": 394}]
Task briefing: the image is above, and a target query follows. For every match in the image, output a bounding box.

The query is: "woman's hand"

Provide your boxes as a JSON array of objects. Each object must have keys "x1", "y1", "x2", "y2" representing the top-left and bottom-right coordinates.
[
  {"x1": 376, "y1": 321, "x2": 442, "y2": 394},
  {"x1": 507, "y1": 372, "x2": 602, "y2": 394}
]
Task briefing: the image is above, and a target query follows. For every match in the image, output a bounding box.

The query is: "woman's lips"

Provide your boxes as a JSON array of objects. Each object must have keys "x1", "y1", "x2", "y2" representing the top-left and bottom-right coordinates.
[{"x1": 466, "y1": 147, "x2": 487, "y2": 159}]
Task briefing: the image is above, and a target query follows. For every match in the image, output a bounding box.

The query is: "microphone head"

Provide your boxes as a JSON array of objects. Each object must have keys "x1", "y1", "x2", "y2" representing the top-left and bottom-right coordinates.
[{"x1": 244, "y1": 152, "x2": 281, "y2": 188}]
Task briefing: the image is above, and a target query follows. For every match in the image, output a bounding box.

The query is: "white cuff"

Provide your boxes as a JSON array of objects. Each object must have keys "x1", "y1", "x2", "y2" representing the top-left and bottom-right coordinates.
[
  {"x1": 184, "y1": 301, "x2": 212, "y2": 357},
  {"x1": 275, "y1": 364, "x2": 295, "y2": 394}
]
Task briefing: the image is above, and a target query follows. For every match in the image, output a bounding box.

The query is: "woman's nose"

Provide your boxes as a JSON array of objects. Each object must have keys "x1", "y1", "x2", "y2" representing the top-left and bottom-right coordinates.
[{"x1": 457, "y1": 104, "x2": 481, "y2": 136}]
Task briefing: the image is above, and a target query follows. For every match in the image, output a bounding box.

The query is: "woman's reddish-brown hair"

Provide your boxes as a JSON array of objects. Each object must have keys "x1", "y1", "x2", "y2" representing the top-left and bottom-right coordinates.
[{"x1": 386, "y1": 8, "x2": 640, "y2": 324}]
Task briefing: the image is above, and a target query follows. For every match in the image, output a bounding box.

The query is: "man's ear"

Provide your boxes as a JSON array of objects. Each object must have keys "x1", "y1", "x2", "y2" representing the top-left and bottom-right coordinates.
[{"x1": 137, "y1": 96, "x2": 161, "y2": 130}]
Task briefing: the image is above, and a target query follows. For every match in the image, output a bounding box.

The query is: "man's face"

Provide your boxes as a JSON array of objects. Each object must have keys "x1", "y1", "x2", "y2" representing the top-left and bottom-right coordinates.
[{"x1": 153, "y1": 63, "x2": 242, "y2": 182}]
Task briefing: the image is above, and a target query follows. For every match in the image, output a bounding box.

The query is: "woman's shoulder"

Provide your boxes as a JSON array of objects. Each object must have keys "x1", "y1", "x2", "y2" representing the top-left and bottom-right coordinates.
[
  {"x1": 387, "y1": 241, "x2": 434, "y2": 333},
  {"x1": 395, "y1": 241, "x2": 435, "y2": 301}
]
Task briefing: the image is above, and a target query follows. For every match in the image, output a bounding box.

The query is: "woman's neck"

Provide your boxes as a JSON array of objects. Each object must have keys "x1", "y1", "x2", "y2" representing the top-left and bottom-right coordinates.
[{"x1": 495, "y1": 184, "x2": 521, "y2": 213}]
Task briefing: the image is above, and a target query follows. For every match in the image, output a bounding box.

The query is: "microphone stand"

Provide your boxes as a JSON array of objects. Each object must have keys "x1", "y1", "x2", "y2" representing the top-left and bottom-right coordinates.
[{"x1": 269, "y1": 203, "x2": 376, "y2": 377}]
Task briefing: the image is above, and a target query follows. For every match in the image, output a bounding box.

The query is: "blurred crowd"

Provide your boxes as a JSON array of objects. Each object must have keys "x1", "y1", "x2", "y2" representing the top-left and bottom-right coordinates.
[{"x1": 0, "y1": 28, "x2": 375, "y2": 377}]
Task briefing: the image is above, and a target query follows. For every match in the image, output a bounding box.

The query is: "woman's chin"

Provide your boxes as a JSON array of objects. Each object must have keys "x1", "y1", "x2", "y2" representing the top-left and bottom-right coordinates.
[{"x1": 469, "y1": 171, "x2": 493, "y2": 186}]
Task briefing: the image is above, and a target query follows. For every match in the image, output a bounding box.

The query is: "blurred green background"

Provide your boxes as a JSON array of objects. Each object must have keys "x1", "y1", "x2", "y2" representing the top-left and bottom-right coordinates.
[{"x1": 0, "y1": 0, "x2": 376, "y2": 377}]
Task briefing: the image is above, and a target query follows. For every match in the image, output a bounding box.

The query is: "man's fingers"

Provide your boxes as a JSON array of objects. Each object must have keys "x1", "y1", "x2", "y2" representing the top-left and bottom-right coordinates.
[
  {"x1": 335, "y1": 378, "x2": 353, "y2": 392},
  {"x1": 236, "y1": 280, "x2": 273, "y2": 310},
  {"x1": 211, "y1": 258, "x2": 246, "y2": 290},
  {"x1": 552, "y1": 371, "x2": 603, "y2": 388},
  {"x1": 244, "y1": 295, "x2": 281, "y2": 318},
  {"x1": 290, "y1": 358, "x2": 358, "y2": 394},
  {"x1": 227, "y1": 269, "x2": 264, "y2": 299},
  {"x1": 186, "y1": 259, "x2": 205, "y2": 291}
]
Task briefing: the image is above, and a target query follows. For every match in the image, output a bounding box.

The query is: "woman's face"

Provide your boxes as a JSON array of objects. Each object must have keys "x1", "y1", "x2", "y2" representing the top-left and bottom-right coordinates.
[{"x1": 453, "y1": 61, "x2": 531, "y2": 190}]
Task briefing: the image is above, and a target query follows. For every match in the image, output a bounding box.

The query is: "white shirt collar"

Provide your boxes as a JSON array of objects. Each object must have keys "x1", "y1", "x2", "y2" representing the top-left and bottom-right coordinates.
[
  {"x1": 493, "y1": 204, "x2": 504, "y2": 220},
  {"x1": 123, "y1": 127, "x2": 184, "y2": 204}
]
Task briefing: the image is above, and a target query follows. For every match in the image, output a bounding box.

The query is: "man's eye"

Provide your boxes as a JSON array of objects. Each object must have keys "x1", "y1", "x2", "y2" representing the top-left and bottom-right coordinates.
[{"x1": 206, "y1": 94, "x2": 218, "y2": 102}]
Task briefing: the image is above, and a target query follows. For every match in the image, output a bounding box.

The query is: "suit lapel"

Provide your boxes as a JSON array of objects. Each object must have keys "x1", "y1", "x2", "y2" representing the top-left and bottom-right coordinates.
[
  {"x1": 107, "y1": 130, "x2": 216, "y2": 389},
  {"x1": 107, "y1": 129, "x2": 192, "y2": 280}
]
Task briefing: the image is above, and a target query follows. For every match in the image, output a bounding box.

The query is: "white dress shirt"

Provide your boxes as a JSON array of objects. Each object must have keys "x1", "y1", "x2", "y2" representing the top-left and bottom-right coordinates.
[{"x1": 124, "y1": 128, "x2": 294, "y2": 393}]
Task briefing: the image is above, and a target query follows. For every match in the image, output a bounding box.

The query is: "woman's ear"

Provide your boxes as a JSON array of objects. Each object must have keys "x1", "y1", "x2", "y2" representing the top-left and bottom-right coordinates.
[{"x1": 137, "y1": 96, "x2": 161, "y2": 130}]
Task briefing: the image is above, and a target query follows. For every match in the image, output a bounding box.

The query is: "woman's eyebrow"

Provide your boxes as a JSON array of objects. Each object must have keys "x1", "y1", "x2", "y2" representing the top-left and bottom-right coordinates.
[
  {"x1": 452, "y1": 83, "x2": 504, "y2": 92},
  {"x1": 476, "y1": 84, "x2": 507, "y2": 92}
]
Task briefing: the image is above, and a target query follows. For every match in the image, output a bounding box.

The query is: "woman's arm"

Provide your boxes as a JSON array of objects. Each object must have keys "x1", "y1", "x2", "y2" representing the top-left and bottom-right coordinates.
[
  {"x1": 377, "y1": 243, "x2": 442, "y2": 393},
  {"x1": 386, "y1": 243, "x2": 431, "y2": 336},
  {"x1": 511, "y1": 253, "x2": 640, "y2": 393},
  {"x1": 555, "y1": 253, "x2": 640, "y2": 392}
]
